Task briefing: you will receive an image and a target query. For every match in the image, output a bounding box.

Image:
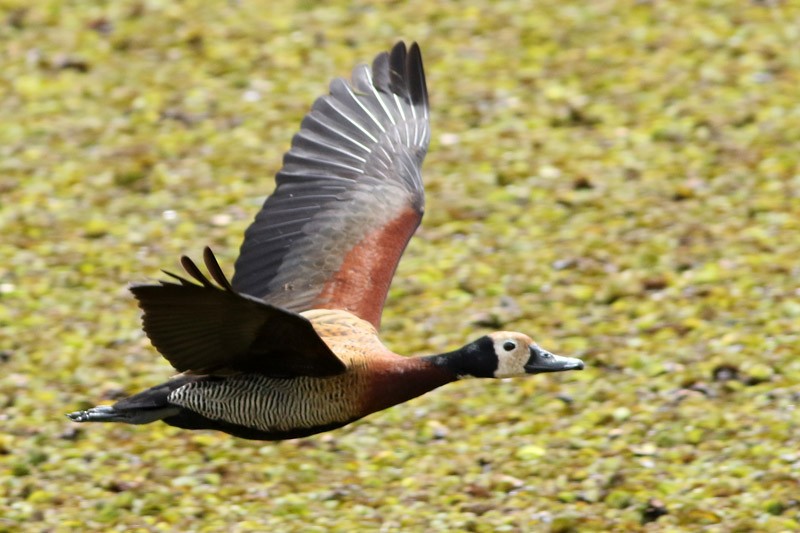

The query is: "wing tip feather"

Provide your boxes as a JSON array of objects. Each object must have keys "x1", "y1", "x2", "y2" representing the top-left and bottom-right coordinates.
[
  {"x1": 375, "y1": 41, "x2": 427, "y2": 111},
  {"x1": 405, "y1": 42, "x2": 428, "y2": 113}
]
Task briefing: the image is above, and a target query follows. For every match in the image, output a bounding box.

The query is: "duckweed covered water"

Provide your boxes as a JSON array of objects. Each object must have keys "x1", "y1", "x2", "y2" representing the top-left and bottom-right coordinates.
[{"x1": 1, "y1": 1, "x2": 799, "y2": 530}]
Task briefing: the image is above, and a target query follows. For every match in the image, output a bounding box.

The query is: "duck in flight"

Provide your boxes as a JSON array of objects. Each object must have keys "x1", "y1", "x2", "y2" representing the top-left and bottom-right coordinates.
[{"x1": 68, "y1": 42, "x2": 584, "y2": 440}]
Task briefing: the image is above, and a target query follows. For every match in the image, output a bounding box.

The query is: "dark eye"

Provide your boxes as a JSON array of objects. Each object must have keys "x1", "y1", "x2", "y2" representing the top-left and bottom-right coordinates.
[{"x1": 503, "y1": 341, "x2": 517, "y2": 352}]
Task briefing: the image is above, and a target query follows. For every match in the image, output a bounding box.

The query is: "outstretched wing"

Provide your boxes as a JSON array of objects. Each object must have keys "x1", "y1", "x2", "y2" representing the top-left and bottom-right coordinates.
[
  {"x1": 231, "y1": 42, "x2": 430, "y2": 329},
  {"x1": 131, "y1": 247, "x2": 346, "y2": 378}
]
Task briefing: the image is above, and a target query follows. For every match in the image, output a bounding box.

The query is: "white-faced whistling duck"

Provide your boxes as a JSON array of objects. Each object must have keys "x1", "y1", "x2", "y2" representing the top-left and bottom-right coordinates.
[{"x1": 67, "y1": 42, "x2": 585, "y2": 441}]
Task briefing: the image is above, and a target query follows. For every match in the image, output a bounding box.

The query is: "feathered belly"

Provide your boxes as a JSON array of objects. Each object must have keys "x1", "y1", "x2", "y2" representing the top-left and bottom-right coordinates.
[{"x1": 167, "y1": 374, "x2": 363, "y2": 433}]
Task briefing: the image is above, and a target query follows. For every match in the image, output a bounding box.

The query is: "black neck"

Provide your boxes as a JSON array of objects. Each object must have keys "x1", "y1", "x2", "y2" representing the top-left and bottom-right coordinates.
[{"x1": 422, "y1": 336, "x2": 496, "y2": 379}]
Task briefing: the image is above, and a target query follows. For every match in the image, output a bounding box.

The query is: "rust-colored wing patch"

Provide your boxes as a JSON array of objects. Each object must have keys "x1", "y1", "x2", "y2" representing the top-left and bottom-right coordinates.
[
  {"x1": 231, "y1": 42, "x2": 430, "y2": 330},
  {"x1": 314, "y1": 206, "x2": 420, "y2": 328}
]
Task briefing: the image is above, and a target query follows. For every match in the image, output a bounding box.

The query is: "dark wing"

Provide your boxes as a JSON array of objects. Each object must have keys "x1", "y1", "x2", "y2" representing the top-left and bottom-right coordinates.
[
  {"x1": 130, "y1": 247, "x2": 346, "y2": 377},
  {"x1": 231, "y1": 41, "x2": 430, "y2": 329}
]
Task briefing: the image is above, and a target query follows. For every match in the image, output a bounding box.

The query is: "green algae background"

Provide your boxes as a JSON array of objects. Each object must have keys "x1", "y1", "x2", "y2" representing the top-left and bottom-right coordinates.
[{"x1": 1, "y1": 0, "x2": 799, "y2": 530}]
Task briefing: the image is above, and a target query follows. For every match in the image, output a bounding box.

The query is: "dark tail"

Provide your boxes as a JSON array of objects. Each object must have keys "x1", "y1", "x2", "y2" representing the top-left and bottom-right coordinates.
[{"x1": 67, "y1": 376, "x2": 195, "y2": 425}]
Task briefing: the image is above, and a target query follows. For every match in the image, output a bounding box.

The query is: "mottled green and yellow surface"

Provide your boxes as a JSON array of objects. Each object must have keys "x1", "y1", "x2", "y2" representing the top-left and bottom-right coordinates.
[{"x1": 2, "y1": 1, "x2": 799, "y2": 531}]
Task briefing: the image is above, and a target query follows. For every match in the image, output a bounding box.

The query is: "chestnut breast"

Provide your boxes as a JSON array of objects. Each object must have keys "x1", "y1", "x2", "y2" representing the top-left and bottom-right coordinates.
[{"x1": 305, "y1": 309, "x2": 455, "y2": 416}]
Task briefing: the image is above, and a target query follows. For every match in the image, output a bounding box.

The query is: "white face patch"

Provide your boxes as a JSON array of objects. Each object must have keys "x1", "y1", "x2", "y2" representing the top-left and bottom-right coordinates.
[{"x1": 489, "y1": 332, "x2": 536, "y2": 378}]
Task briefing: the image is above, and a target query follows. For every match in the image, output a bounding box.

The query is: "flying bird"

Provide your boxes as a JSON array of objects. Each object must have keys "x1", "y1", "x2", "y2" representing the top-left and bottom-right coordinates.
[{"x1": 68, "y1": 42, "x2": 584, "y2": 440}]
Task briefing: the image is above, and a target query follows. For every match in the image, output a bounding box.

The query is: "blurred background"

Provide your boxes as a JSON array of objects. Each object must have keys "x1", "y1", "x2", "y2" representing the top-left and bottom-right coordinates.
[{"x1": 1, "y1": 0, "x2": 798, "y2": 530}]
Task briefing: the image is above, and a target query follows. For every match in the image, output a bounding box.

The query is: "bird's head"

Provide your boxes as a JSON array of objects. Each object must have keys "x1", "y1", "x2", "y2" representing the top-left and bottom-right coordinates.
[{"x1": 447, "y1": 332, "x2": 584, "y2": 379}]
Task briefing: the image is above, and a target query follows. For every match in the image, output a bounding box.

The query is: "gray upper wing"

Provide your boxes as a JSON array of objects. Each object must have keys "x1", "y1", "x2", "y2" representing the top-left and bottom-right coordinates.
[{"x1": 231, "y1": 42, "x2": 430, "y2": 329}]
